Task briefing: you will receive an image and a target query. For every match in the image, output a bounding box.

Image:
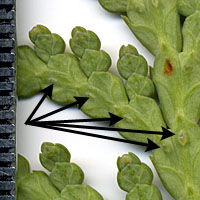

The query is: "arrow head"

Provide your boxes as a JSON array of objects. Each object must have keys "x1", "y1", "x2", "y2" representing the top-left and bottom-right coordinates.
[
  {"x1": 108, "y1": 113, "x2": 123, "y2": 126},
  {"x1": 74, "y1": 97, "x2": 89, "y2": 109},
  {"x1": 161, "y1": 127, "x2": 175, "y2": 140},
  {"x1": 145, "y1": 139, "x2": 160, "y2": 152},
  {"x1": 24, "y1": 119, "x2": 29, "y2": 125},
  {"x1": 25, "y1": 120, "x2": 35, "y2": 126},
  {"x1": 25, "y1": 117, "x2": 38, "y2": 125},
  {"x1": 41, "y1": 84, "x2": 54, "y2": 99}
]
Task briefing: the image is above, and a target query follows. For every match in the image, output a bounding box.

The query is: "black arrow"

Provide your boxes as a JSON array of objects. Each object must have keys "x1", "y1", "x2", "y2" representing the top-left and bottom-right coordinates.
[
  {"x1": 145, "y1": 139, "x2": 160, "y2": 152},
  {"x1": 28, "y1": 121, "x2": 160, "y2": 152},
  {"x1": 25, "y1": 84, "x2": 54, "y2": 125},
  {"x1": 160, "y1": 127, "x2": 175, "y2": 140},
  {"x1": 29, "y1": 112, "x2": 123, "y2": 126},
  {"x1": 29, "y1": 121, "x2": 174, "y2": 140},
  {"x1": 28, "y1": 96, "x2": 89, "y2": 123}
]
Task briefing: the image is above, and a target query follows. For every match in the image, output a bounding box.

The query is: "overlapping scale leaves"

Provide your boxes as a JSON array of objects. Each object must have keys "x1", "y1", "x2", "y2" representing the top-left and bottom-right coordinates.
[
  {"x1": 17, "y1": 6, "x2": 200, "y2": 198},
  {"x1": 117, "y1": 152, "x2": 162, "y2": 200},
  {"x1": 17, "y1": 25, "x2": 165, "y2": 144},
  {"x1": 97, "y1": 1, "x2": 200, "y2": 199},
  {"x1": 16, "y1": 143, "x2": 104, "y2": 200}
]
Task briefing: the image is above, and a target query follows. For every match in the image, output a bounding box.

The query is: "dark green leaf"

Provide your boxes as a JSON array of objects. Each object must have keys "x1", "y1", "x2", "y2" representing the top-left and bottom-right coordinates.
[
  {"x1": 17, "y1": 45, "x2": 47, "y2": 98},
  {"x1": 125, "y1": 73, "x2": 155, "y2": 99},
  {"x1": 17, "y1": 171, "x2": 60, "y2": 200},
  {"x1": 177, "y1": 0, "x2": 200, "y2": 17},
  {"x1": 98, "y1": 0, "x2": 127, "y2": 13},
  {"x1": 117, "y1": 163, "x2": 153, "y2": 192},
  {"x1": 39, "y1": 142, "x2": 71, "y2": 172},
  {"x1": 80, "y1": 49, "x2": 111, "y2": 77},
  {"x1": 34, "y1": 33, "x2": 66, "y2": 63},
  {"x1": 49, "y1": 162, "x2": 84, "y2": 191},
  {"x1": 70, "y1": 26, "x2": 101, "y2": 58},
  {"x1": 29, "y1": 24, "x2": 51, "y2": 43},
  {"x1": 16, "y1": 154, "x2": 30, "y2": 184},
  {"x1": 123, "y1": 0, "x2": 182, "y2": 55},
  {"x1": 117, "y1": 152, "x2": 141, "y2": 171},
  {"x1": 60, "y1": 185, "x2": 104, "y2": 200},
  {"x1": 115, "y1": 95, "x2": 165, "y2": 143},
  {"x1": 79, "y1": 72, "x2": 128, "y2": 118},
  {"x1": 39, "y1": 53, "x2": 87, "y2": 104},
  {"x1": 117, "y1": 45, "x2": 148, "y2": 79},
  {"x1": 126, "y1": 184, "x2": 162, "y2": 200}
]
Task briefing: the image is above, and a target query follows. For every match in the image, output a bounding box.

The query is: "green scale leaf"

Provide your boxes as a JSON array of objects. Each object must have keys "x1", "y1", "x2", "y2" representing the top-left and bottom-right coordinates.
[
  {"x1": 115, "y1": 95, "x2": 165, "y2": 143},
  {"x1": 123, "y1": 0, "x2": 182, "y2": 55},
  {"x1": 17, "y1": 142, "x2": 104, "y2": 200},
  {"x1": 16, "y1": 154, "x2": 30, "y2": 185},
  {"x1": 125, "y1": 73, "x2": 155, "y2": 99},
  {"x1": 79, "y1": 72, "x2": 128, "y2": 118},
  {"x1": 34, "y1": 33, "x2": 65, "y2": 63},
  {"x1": 60, "y1": 185, "x2": 104, "y2": 200},
  {"x1": 117, "y1": 152, "x2": 141, "y2": 171},
  {"x1": 152, "y1": 44, "x2": 200, "y2": 126},
  {"x1": 152, "y1": 44, "x2": 186, "y2": 127},
  {"x1": 117, "y1": 162, "x2": 153, "y2": 192},
  {"x1": 117, "y1": 45, "x2": 148, "y2": 80},
  {"x1": 117, "y1": 152, "x2": 162, "y2": 199},
  {"x1": 179, "y1": 52, "x2": 200, "y2": 123},
  {"x1": 182, "y1": 11, "x2": 200, "y2": 53},
  {"x1": 17, "y1": 46, "x2": 47, "y2": 98},
  {"x1": 40, "y1": 142, "x2": 71, "y2": 172},
  {"x1": 177, "y1": 0, "x2": 200, "y2": 17},
  {"x1": 126, "y1": 184, "x2": 162, "y2": 200},
  {"x1": 80, "y1": 49, "x2": 111, "y2": 77},
  {"x1": 29, "y1": 25, "x2": 65, "y2": 63},
  {"x1": 49, "y1": 162, "x2": 84, "y2": 191},
  {"x1": 29, "y1": 24, "x2": 51, "y2": 43},
  {"x1": 39, "y1": 53, "x2": 88, "y2": 104},
  {"x1": 152, "y1": 118, "x2": 200, "y2": 200},
  {"x1": 98, "y1": 0, "x2": 127, "y2": 13},
  {"x1": 17, "y1": 171, "x2": 60, "y2": 200},
  {"x1": 70, "y1": 26, "x2": 101, "y2": 58}
]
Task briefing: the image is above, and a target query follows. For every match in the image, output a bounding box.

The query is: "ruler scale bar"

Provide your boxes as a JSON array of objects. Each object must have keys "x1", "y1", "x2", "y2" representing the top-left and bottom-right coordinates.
[{"x1": 0, "y1": 1, "x2": 16, "y2": 199}]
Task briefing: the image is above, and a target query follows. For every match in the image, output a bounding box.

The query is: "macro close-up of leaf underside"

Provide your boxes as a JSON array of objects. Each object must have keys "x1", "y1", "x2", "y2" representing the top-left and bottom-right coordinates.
[{"x1": 16, "y1": 0, "x2": 200, "y2": 199}]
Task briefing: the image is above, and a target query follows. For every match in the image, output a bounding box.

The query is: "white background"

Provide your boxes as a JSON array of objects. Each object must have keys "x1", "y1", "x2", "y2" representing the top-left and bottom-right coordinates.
[{"x1": 16, "y1": 1, "x2": 174, "y2": 199}]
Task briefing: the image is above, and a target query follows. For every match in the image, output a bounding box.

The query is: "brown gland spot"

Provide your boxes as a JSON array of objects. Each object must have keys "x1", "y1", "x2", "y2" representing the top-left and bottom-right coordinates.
[
  {"x1": 164, "y1": 59, "x2": 173, "y2": 74},
  {"x1": 178, "y1": 131, "x2": 187, "y2": 146},
  {"x1": 162, "y1": 143, "x2": 170, "y2": 153}
]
